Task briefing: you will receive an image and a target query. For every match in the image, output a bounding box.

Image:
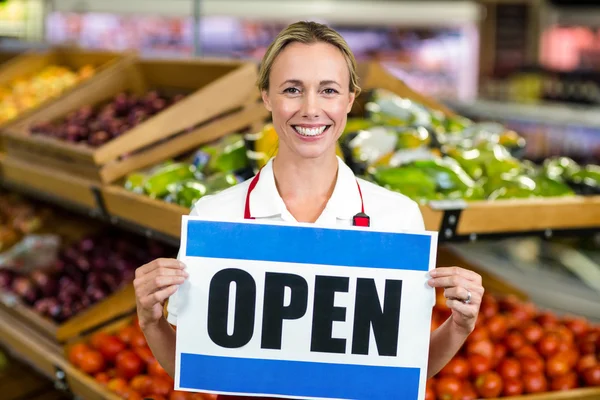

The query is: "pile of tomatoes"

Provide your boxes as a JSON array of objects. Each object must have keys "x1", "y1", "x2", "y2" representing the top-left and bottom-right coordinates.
[
  {"x1": 427, "y1": 290, "x2": 600, "y2": 399},
  {"x1": 67, "y1": 318, "x2": 216, "y2": 400}
]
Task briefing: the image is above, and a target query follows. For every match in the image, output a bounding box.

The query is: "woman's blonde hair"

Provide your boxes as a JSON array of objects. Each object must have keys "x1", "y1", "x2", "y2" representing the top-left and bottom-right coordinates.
[{"x1": 257, "y1": 21, "x2": 361, "y2": 96}]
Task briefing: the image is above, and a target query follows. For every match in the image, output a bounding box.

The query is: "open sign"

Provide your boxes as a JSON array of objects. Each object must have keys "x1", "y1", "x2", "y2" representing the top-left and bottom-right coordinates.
[{"x1": 175, "y1": 217, "x2": 438, "y2": 400}]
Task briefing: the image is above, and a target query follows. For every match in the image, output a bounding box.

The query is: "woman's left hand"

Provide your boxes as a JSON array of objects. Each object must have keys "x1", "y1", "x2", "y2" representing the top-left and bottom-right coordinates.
[{"x1": 428, "y1": 266, "x2": 484, "y2": 334}]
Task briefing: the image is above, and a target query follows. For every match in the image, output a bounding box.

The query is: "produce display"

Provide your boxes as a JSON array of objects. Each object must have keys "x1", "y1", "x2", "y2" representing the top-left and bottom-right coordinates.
[
  {"x1": 0, "y1": 193, "x2": 51, "y2": 252},
  {"x1": 0, "y1": 64, "x2": 96, "y2": 124},
  {"x1": 427, "y1": 289, "x2": 600, "y2": 399},
  {"x1": 30, "y1": 90, "x2": 184, "y2": 147},
  {"x1": 68, "y1": 318, "x2": 217, "y2": 400},
  {"x1": 340, "y1": 89, "x2": 600, "y2": 203},
  {"x1": 0, "y1": 230, "x2": 171, "y2": 323},
  {"x1": 123, "y1": 133, "x2": 251, "y2": 208}
]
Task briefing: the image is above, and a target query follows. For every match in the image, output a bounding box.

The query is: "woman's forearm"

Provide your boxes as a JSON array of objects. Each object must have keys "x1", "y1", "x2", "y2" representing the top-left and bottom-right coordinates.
[
  {"x1": 142, "y1": 317, "x2": 178, "y2": 378},
  {"x1": 427, "y1": 315, "x2": 471, "y2": 379}
]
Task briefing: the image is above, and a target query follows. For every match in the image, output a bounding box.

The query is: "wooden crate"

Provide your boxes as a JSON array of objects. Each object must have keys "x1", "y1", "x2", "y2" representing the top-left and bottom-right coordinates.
[
  {"x1": 2, "y1": 56, "x2": 269, "y2": 184},
  {"x1": 102, "y1": 185, "x2": 189, "y2": 239},
  {"x1": 0, "y1": 47, "x2": 128, "y2": 130}
]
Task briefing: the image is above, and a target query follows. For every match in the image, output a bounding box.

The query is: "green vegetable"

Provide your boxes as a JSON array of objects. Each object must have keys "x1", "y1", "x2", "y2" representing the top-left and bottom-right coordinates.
[
  {"x1": 173, "y1": 180, "x2": 208, "y2": 208},
  {"x1": 143, "y1": 163, "x2": 196, "y2": 199},
  {"x1": 124, "y1": 173, "x2": 146, "y2": 194}
]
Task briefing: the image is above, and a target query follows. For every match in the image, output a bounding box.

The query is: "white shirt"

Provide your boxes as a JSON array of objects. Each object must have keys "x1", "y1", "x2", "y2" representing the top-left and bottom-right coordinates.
[{"x1": 166, "y1": 156, "x2": 425, "y2": 325}]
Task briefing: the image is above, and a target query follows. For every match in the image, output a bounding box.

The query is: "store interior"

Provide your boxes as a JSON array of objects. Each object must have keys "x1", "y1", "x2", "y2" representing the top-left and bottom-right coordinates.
[{"x1": 0, "y1": 0, "x2": 598, "y2": 399}]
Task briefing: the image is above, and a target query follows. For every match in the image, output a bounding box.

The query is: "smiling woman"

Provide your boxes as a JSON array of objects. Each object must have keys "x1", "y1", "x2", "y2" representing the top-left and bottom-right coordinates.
[{"x1": 133, "y1": 20, "x2": 485, "y2": 400}]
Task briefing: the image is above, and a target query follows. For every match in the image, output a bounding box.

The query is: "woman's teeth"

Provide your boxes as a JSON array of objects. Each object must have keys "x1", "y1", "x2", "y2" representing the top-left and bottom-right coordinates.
[{"x1": 294, "y1": 126, "x2": 327, "y2": 137}]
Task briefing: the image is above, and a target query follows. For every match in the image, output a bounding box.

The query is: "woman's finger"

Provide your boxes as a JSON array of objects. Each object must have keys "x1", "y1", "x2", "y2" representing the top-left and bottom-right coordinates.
[
  {"x1": 140, "y1": 284, "x2": 179, "y2": 309},
  {"x1": 446, "y1": 299, "x2": 479, "y2": 319},
  {"x1": 431, "y1": 266, "x2": 482, "y2": 284},
  {"x1": 135, "y1": 266, "x2": 188, "y2": 295},
  {"x1": 428, "y1": 275, "x2": 470, "y2": 289},
  {"x1": 444, "y1": 286, "x2": 473, "y2": 303}
]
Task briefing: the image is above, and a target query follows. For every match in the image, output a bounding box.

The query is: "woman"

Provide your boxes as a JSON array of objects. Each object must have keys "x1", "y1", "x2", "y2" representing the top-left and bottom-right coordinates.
[{"x1": 134, "y1": 20, "x2": 484, "y2": 397}]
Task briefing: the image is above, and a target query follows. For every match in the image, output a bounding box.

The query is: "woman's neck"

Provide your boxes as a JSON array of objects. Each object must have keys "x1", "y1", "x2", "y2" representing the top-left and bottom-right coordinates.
[{"x1": 271, "y1": 149, "x2": 339, "y2": 222}]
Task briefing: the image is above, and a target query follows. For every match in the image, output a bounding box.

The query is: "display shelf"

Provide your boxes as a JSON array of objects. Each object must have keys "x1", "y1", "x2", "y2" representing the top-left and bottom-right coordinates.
[{"x1": 0, "y1": 307, "x2": 120, "y2": 400}]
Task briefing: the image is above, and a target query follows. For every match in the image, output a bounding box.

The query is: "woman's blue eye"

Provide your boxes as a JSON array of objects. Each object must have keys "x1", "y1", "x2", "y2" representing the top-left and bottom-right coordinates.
[
  {"x1": 323, "y1": 88, "x2": 338, "y2": 94},
  {"x1": 284, "y1": 87, "x2": 300, "y2": 94}
]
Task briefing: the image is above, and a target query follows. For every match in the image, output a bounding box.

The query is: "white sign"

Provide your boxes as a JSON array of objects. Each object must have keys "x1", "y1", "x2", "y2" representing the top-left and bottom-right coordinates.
[{"x1": 175, "y1": 216, "x2": 438, "y2": 400}]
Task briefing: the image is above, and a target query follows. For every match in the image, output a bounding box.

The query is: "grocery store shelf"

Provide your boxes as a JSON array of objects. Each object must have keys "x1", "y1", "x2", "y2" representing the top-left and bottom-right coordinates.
[
  {"x1": 0, "y1": 307, "x2": 121, "y2": 400},
  {"x1": 0, "y1": 154, "x2": 181, "y2": 248},
  {"x1": 445, "y1": 99, "x2": 600, "y2": 128},
  {"x1": 50, "y1": 0, "x2": 482, "y2": 26}
]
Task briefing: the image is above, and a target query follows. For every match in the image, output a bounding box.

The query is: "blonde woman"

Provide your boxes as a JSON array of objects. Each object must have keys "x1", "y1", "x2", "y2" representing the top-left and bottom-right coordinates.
[{"x1": 134, "y1": 20, "x2": 484, "y2": 399}]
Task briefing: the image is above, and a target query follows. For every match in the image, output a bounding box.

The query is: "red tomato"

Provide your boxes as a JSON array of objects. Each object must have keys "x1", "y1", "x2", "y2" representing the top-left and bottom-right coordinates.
[
  {"x1": 122, "y1": 389, "x2": 143, "y2": 400},
  {"x1": 98, "y1": 335, "x2": 127, "y2": 363},
  {"x1": 68, "y1": 343, "x2": 91, "y2": 367},
  {"x1": 546, "y1": 353, "x2": 571, "y2": 378},
  {"x1": 519, "y1": 356, "x2": 544, "y2": 375},
  {"x1": 579, "y1": 331, "x2": 598, "y2": 355},
  {"x1": 116, "y1": 350, "x2": 145, "y2": 380},
  {"x1": 467, "y1": 326, "x2": 490, "y2": 343},
  {"x1": 505, "y1": 314, "x2": 520, "y2": 330},
  {"x1": 521, "y1": 322, "x2": 544, "y2": 344},
  {"x1": 514, "y1": 345, "x2": 541, "y2": 360},
  {"x1": 170, "y1": 391, "x2": 189, "y2": 400},
  {"x1": 90, "y1": 331, "x2": 110, "y2": 350},
  {"x1": 435, "y1": 376, "x2": 462, "y2": 399},
  {"x1": 551, "y1": 371, "x2": 579, "y2": 391},
  {"x1": 149, "y1": 360, "x2": 172, "y2": 380},
  {"x1": 536, "y1": 311, "x2": 559, "y2": 329},
  {"x1": 523, "y1": 372, "x2": 547, "y2": 393},
  {"x1": 537, "y1": 332, "x2": 560, "y2": 358},
  {"x1": 498, "y1": 358, "x2": 522, "y2": 380},
  {"x1": 502, "y1": 378, "x2": 524, "y2": 396},
  {"x1": 564, "y1": 316, "x2": 590, "y2": 338},
  {"x1": 505, "y1": 331, "x2": 526, "y2": 352},
  {"x1": 480, "y1": 294, "x2": 499, "y2": 319},
  {"x1": 130, "y1": 331, "x2": 149, "y2": 348},
  {"x1": 498, "y1": 294, "x2": 521, "y2": 312},
  {"x1": 130, "y1": 375, "x2": 153, "y2": 396},
  {"x1": 79, "y1": 350, "x2": 106, "y2": 375},
  {"x1": 94, "y1": 372, "x2": 110, "y2": 386},
  {"x1": 107, "y1": 378, "x2": 129, "y2": 396},
  {"x1": 135, "y1": 346, "x2": 155, "y2": 365},
  {"x1": 487, "y1": 315, "x2": 508, "y2": 342},
  {"x1": 457, "y1": 381, "x2": 478, "y2": 400},
  {"x1": 117, "y1": 325, "x2": 139, "y2": 345},
  {"x1": 149, "y1": 377, "x2": 173, "y2": 397},
  {"x1": 439, "y1": 356, "x2": 470, "y2": 380},
  {"x1": 492, "y1": 343, "x2": 507, "y2": 368},
  {"x1": 577, "y1": 354, "x2": 597, "y2": 374},
  {"x1": 425, "y1": 379, "x2": 436, "y2": 400},
  {"x1": 583, "y1": 365, "x2": 600, "y2": 386},
  {"x1": 467, "y1": 340, "x2": 494, "y2": 360},
  {"x1": 468, "y1": 354, "x2": 492, "y2": 378},
  {"x1": 512, "y1": 302, "x2": 537, "y2": 322},
  {"x1": 475, "y1": 371, "x2": 503, "y2": 398}
]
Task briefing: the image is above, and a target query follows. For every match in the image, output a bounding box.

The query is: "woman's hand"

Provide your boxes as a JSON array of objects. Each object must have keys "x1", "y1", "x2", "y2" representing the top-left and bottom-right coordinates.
[
  {"x1": 134, "y1": 258, "x2": 188, "y2": 329},
  {"x1": 428, "y1": 266, "x2": 483, "y2": 335}
]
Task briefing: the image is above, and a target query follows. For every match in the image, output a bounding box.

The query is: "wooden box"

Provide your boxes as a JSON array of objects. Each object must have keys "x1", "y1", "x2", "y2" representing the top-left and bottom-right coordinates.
[
  {"x1": 0, "y1": 47, "x2": 127, "y2": 130},
  {"x1": 2, "y1": 57, "x2": 269, "y2": 184}
]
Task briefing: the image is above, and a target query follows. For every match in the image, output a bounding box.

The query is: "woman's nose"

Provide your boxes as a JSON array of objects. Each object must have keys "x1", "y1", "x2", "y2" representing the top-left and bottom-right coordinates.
[{"x1": 300, "y1": 91, "x2": 319, "y2": 118}]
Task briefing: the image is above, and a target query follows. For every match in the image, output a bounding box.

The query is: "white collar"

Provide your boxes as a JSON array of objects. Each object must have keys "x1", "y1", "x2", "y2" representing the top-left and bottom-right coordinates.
[{"x1": 249, "y1": 156, "x2": 363, "y2": 221}]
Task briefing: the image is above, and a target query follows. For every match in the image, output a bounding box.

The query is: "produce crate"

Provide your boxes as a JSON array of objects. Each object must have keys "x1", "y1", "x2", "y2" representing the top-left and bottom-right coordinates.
[
  {"x1": 102, "y1": 185, "x2": 189, "y2": 239},
  {"x1": 0, "y1": 153, "x2": 100, "y2": 211},
  {"x1": 0, "y1": 47, "x2": 128, "y2": 130},
  {"x1": 2, "y1": 56, "x2": 269, "y2": 184}
]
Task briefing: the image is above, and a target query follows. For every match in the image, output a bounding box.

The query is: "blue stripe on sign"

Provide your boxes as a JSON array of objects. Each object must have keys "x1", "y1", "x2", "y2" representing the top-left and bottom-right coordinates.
[
  {"x1": 185, "y1": 220, "x2": 431, "y2": 271},
  {"x1": 180, "y1": 353, "x2": 420, "y2": 400}
]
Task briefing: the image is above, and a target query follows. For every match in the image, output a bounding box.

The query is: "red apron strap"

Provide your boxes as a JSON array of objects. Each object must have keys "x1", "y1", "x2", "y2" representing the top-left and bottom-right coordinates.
[{"x1": 244, "y1": 169, "x2": 262, "y2": 219}]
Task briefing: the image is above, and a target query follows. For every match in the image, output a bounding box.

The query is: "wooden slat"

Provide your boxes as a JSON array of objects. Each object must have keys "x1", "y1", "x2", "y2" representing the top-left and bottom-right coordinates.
[
  {"x1": 102, "y1": 185, "x2": 188, "y2": 238},
  {"x1": 99, "y1": 99, "x2": 270, "y2": 183},
  {"x1": 457, "y1": 196, "x2": 600, "y2": 234},
  {"x1": 0, "y1": 155, "x2": 98, "y2": 209},
  {"x1": 95, "y1": 61, "x2": 260, "y2": 164}
]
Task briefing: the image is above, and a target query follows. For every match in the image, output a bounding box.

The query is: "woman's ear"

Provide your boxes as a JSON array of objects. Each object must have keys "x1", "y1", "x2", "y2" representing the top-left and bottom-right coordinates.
[
  {"x1": 261, "y1": 89, "x2": 272, "y2": 112},
  {"x1": 346, "y1": 91, "x2": 356, "y2": 114}
]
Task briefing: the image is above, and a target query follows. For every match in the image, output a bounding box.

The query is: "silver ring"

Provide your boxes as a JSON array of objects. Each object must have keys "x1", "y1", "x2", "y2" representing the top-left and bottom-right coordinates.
[{"x1": 463, "y1": 290, "x2": 471, "y2": 304}]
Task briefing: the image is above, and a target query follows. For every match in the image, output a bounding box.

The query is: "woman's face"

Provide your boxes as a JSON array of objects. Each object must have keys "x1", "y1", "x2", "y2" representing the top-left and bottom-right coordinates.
[{"x1": 262, "y1": 41, "x2": 355, "y2": 161}]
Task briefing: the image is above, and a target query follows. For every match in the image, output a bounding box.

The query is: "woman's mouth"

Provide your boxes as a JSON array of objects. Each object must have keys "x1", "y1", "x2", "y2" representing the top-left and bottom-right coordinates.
[{"x1": 292, "y1": 125, "x2": 331, "y2": 137}]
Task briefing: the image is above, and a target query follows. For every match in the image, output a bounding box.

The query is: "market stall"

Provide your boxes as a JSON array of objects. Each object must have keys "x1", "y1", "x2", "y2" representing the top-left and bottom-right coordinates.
[{"x1": 0, "y1": 47, "x2": 599, "y2": 400}]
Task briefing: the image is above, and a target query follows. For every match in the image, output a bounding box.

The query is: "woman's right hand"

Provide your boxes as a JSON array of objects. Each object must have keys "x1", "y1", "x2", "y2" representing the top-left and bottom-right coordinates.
[{"x1": 134, "y1": 258, "x2": 188, "y2": 329}]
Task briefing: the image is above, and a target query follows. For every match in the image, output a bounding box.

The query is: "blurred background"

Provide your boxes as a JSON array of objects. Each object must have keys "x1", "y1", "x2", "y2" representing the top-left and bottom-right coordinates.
[{"x1": 0, "y1": 0, "x2": 597, "y2": 164}]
